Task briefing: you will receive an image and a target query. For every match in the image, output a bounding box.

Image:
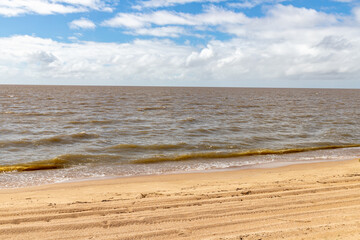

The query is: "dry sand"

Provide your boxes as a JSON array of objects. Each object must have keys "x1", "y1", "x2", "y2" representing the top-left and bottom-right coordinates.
[{"x1": 1, "y1": 159, "x2": 360, "y2": 240}]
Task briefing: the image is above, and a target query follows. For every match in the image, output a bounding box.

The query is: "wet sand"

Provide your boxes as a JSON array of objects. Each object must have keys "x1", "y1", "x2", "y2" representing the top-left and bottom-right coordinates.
[{"x1": 1, "y1": 158, "x2": 360, "y2": 240}]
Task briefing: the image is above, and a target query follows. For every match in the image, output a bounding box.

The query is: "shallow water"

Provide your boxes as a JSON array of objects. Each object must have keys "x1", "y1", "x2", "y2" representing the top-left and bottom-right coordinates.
[{"x1": 1, "y1": 85, "x2": 360, "y2": 187}]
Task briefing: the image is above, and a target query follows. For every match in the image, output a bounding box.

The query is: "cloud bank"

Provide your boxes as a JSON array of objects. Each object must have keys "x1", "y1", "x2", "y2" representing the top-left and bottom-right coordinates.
[
  {"x1": 1, "y1": 4, "x2": 360, "y2": 87},
  {"x1": 133, "y1": 0, "x2": 225, "y2": 10},
  {"x1": 0, "y1": 0, "x2": 112, "y2": 17}
]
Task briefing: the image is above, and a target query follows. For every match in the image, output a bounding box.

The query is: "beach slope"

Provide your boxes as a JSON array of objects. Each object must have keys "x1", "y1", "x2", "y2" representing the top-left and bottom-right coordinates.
[{"x1": 1, "y1": 159, "x2": 360, "y2": 240}]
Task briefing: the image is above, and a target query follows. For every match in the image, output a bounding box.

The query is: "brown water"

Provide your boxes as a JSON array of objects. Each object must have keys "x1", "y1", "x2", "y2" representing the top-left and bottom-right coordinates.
[{"x1": 1, "y1": 85, "x2": 360, "y2": 188}]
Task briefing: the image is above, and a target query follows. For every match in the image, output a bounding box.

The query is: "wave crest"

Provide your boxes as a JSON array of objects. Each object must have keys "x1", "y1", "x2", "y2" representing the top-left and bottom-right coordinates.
[
  {"x1": 0, "y1": 153, "x2": 122, "y2": 172},
  {"x1": 132, "y1": 144, "x2": 360, "y2": 164},
  {"x1": 0, "y1": 132, "x2": 99, "y2": 148}
]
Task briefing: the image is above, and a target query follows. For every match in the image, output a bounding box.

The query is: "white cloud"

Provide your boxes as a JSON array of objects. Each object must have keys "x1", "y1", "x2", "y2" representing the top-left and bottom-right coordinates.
[
  {"x1": 222, "y1": 4, "x2": 340, "y2": 41},
  {"x1": 28, "y1": 51, "x2": 59, "y2": 66},
  {"x1": 69, "y1": 18, "x2": 96, "y2": 30},
  {"x1": 228, "y1": 0, "x2": 287, "y2": 9},
  {"x1": 0, "y1": 35, "x2": 194, "y2": 85},
  {"x1": 102, "y1": 11, "x2": 194, "y2": 28},
  {"x1": 102, "y1": 6, "x2": 247, "y2": 30},
  {"x1": 2, "y1": 5, "x2": 360, "y2": 87},
  {"x1": 1, "y1": 30, "x2": 360, "y2": 87},
  {"x1": 186, "y1": 45, "x2": 215, "y2": 66},
  {"x1": 266, "y1": 4, "x2": 338, "y2": 28},
  {"x1": 353, "y1": 7, "x2": 360, "y2": 23},
  {"x1": 129, "y1": 26, "x2": 186, "y2": 37},
  {"x1": 0, "y1": 0, "x2": 112, "y2": 17},
  {"x1": 317, "y1": 36, "x2": 352, "y2": 50},
  {"x1": 133, "y1": 0, "x2": 224, "y2": 9},
  {"x1": 103, "y1": 4, "x2": 335, "y2": 39}
]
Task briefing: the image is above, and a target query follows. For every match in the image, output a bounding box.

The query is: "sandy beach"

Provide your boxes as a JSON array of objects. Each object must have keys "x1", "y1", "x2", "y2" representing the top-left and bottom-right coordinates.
[{"x1": 1, "y1": 159, "x2": 360, "y2": 240}]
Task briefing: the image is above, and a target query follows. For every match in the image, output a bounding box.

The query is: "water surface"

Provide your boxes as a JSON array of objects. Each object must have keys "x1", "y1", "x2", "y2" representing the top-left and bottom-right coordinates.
[{"x1": 1, "y1": 86, "x2": 359, "y2": 187}]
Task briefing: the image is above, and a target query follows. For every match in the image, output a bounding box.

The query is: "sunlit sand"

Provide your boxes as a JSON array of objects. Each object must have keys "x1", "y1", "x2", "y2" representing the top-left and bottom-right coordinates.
[{"x1": 1, "y1": 159, "x2": 360, "y2": 239}]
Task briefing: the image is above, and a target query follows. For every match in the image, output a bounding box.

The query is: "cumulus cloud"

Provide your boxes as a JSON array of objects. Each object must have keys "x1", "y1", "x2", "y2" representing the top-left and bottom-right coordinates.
[
  {"x1": 102, "y1": 11, "x2": 193, "y2": 28},
  {"x1": 317, "y1": 36, "x2": 352, "y2": 50},
  {"x1": 228, "y1": 0, "x2": 287, "y2": 9},
  {"x1": 353, "y1": 7, "x2": 360, "y2": 23},
  {"x1": 266, "y1": 4, "x2": 338, "y2": 28},
  {"x1": 102, "y1": 4, "x2": 337, "y2": 39},
  {"x1": 2, "y1": 5, "x2": 360, "y2": 87},
  {"x1": 0, "y1": 0, "x2": 112, "y2": 17},
  {"x1": 133, "y1": 0, "x2": 224, "y2": 9},
  {"x1": 1, "y1": 32, "x2": 360, "y2": 87},
  {"x1": 102, "y1": 6, "x2": 247, "y2": 30},
  {"x1": 222, "y1": 4, "x2": 340, "y2": 41},
  {"x1": 69, "y1": 18, "x2": 96, "y2": 30},
  {"x1": 128, "y1": 26, "x2": 186, "y2": 37},
  {"x1": 0, "y1": 35, "x2": 194, "y2": 85},
  {"x1": 29, "y1": 51, "x2": 58, "y2": 65}
]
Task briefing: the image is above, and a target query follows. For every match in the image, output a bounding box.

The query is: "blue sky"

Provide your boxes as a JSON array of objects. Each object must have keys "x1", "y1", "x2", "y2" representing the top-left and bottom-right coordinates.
[{"x1": 0, "y1": 0, "x2": 360, "y2": 88}]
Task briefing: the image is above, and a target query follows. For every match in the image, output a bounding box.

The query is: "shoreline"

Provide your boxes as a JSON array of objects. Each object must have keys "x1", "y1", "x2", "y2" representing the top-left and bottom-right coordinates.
[
  {"x1": 1, "y1": 158, "x2": 360, "y2": 239},
  {"x1": 56, "y1": 157, "x2": 358, "y2": 187},
  {"x1": 1, "y1": 156, "x2": 355, "y2": 190},
  {"x1": 2, "y1": 157, "x2": 358, "y2": 191}
]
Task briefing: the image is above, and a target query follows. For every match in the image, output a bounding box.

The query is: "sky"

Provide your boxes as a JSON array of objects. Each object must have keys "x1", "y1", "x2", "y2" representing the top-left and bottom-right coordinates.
[{"x1": 0, "y1": 0, "x2": 360, "y2": 88}]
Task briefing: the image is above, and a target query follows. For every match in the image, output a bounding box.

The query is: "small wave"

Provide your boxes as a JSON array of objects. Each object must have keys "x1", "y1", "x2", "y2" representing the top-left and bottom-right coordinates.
[
  {"x1": 0, "y1": 129, "x2": 13, "y2": 134},
  {"x1": 89, "y1": 120, "x2": 116, "y2": 124},
  {"x1": 68, "y1": 121, "x2": 87, "y2": 125},
  {"x1": 0, "y1": 132, "x2": 99, "y2": 148},
  {"x1": 68, "y1": 120, "x2": 116, "y2": 125},
  {"x1": 187, "y1": 128, "x2": 218, "y2": 134},
  {"x1": 179, "y1": 117, "x2": 196, "y2": 123},
  {"x1": 35, "y1": 132, "x2": 98, "y2": 144},
  {"x1": 0, "y1": 139, "x2": 32, "y2": 148},
  {"x1": 2, "y1": 111, "x2": 15, "y2": 114},
  {"x1": 237, "y1": 105, "x2": 259, "y2": 109},
  {"x1": 0, "y1": 154, "x2": 122, "y2": 173},
  {"x1": 137, "y1": 106, "x2": 167, "y2": 111},
  {"x1": 0, "y1": 158, "x2": 66, "y2": 172},
  {"x1": 69, "y1": 132, "x2": 99, "y2": 139},
  {"x1": 107, "y1": 143, "x2": 187, "y2": 151},
  {"x1": 105, "y1": 143, "x2": 236, "y2": 153},
  {"x1": 1, "y1": 111, "x2": 76, "y2": 116},
  {"x1": 23, "y1": 112, "x2": 49, "y2": 116},
  {"x1": 1, "y1": 111, "x2": 44, "y2": 116},
  {"x1": 132, "y1": 144, "x2": 360, "y2": 164}
]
